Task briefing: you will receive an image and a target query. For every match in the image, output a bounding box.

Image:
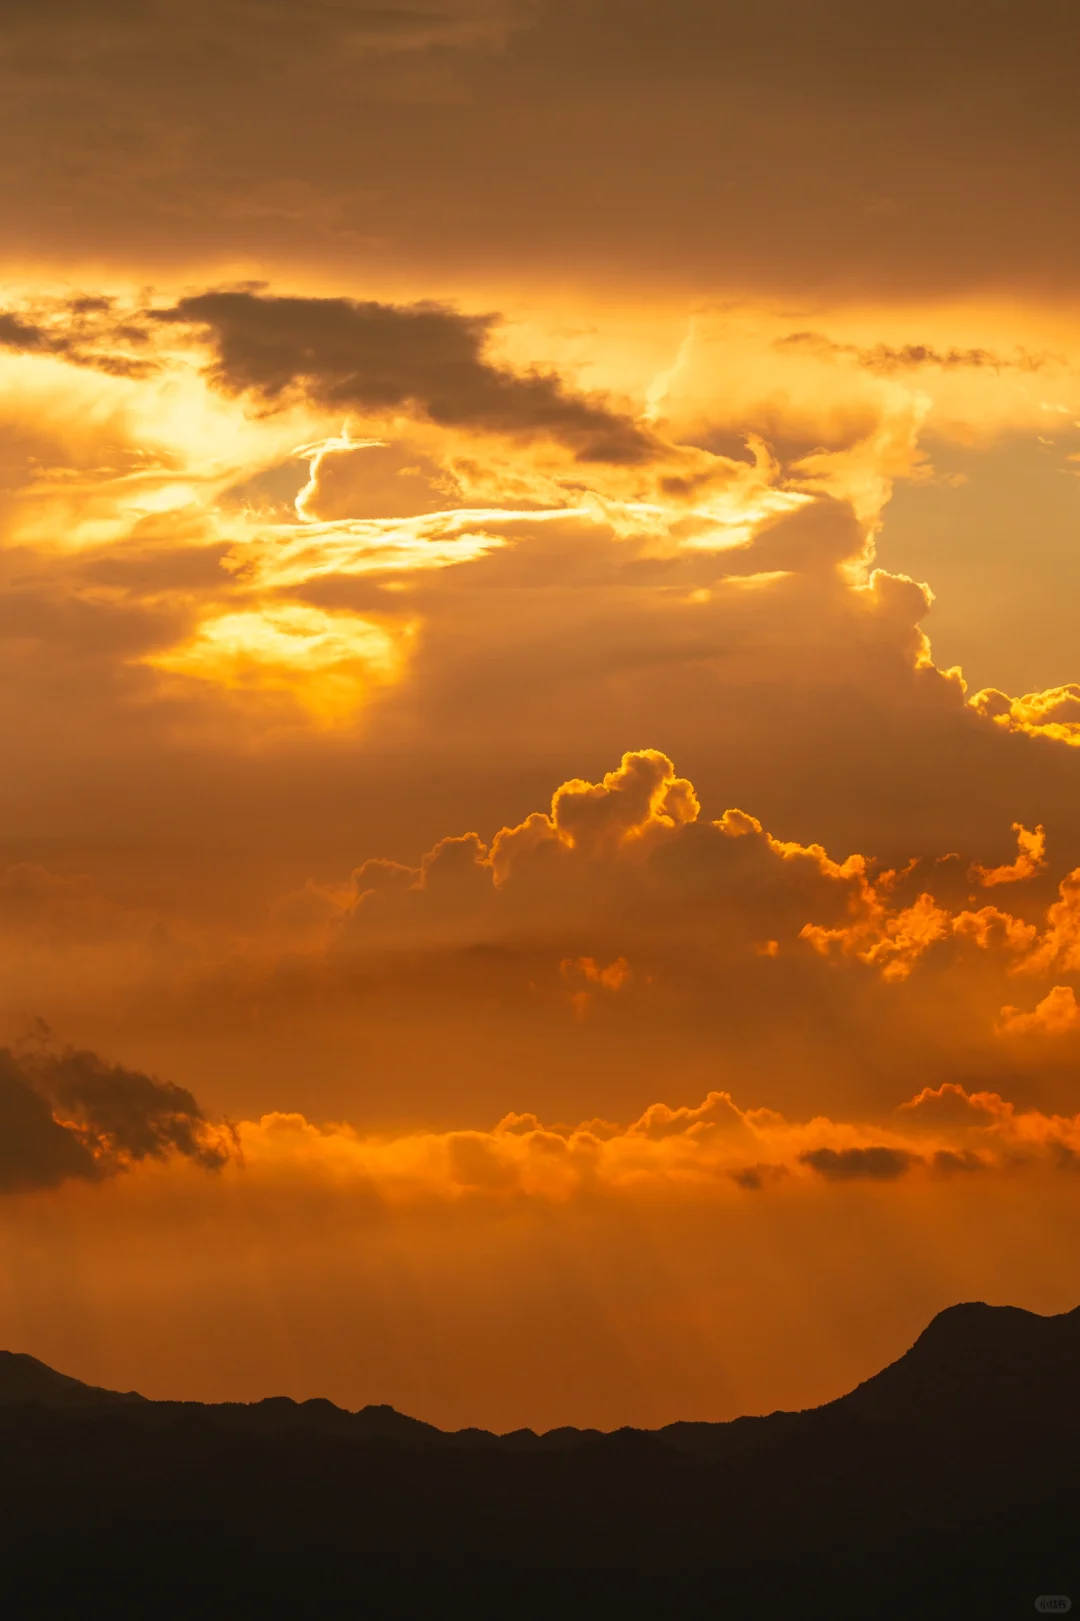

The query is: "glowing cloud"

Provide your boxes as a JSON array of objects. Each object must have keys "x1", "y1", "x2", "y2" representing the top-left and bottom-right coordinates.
[
  {"x1": 969, "y1": 685, "x2": 1080, "y2": 748},
  {"x1": 199, "y1": 1078, "x2": 1080, "y2": 1204},
  {"x1": 146, "y1": 603, "x2": 414, "y2": 722},
  {"x1": 999, "y1": 985, "x2": 1080, "y2": 1036},
  {"x1": 971, "y1": 823, "x2": 1047, "y2": 886}
]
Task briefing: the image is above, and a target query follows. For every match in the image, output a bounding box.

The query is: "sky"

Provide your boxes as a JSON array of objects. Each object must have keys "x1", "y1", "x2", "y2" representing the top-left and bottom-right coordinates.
[{"x1": 2, "y1": 0, "x2": 1080, "y2": 1432}]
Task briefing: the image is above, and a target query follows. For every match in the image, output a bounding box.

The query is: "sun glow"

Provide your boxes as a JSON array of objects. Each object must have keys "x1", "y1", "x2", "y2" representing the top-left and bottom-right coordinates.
[{"x1": 146, "y1": 602, "x2": 414, "y2": 722}]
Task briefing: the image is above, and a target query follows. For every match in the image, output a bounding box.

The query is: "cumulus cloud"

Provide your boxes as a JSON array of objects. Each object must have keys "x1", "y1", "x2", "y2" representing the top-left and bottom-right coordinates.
[
  {"x1": 268, "y1": 745, "x2": 1080, "y2": 1142},
  {"x1": 969, "y1": 685, "x2": 1080, "y2": 747},
  {"x1": 190, "y1": 1070, "x2": 1080, "y2": 1206},
  {"x1": 338, "y1": 749, "x2": 708, "y2": 942},
  {"x1": 1018, "y1": 868, "x2": 1080, "y2": 976},
  {"x1": 491, "y1": 748, "x2": 700, "y2": 873},
  {"x1": 0, "y1": 1040, "x2": 233, "y2": 1193},
  {"x1": 327, "y1": 749, "x2": 1080, "y2": 1004},
  {"x1": 970, "y1": 822, "x2": 1047, "y2": 887},
  {"x1": 801, "y1": 883, "x2": 1040, "y2": 982},
  {"x1": 5, "y1": 732, "x2": 1079, "y2": 1141},
  {"x1": 999, "y1": 985, "x2": 1080, "y2": 1036},
  {"x1": 335, "y1": 748, "x2": 1068, "y2": 1003},
  {"x1": 897, "y1": 1081, "x2": 1000, "y2": 1129}
]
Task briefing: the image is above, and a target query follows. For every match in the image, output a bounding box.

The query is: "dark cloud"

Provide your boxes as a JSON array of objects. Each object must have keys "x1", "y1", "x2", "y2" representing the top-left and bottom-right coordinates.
[
  {"x1": 0, "y1": 313, "x2": 47, "y2": 352},
  {"x1": 0, "y1": 296, "x2": 158, "y2": 378},
  {"x1": 773, "y1": 332, "x2": 1049, "y2": 375},
  {"x1": 0, "y1": 1050, "x2": 98, "y2": 1193},
  {"x1": 6, "y1": 1, "x2": 1080, "y2": 297},
  {"x1": 0, "y1": 1042, "x2": 233, "y2": 1193},
  {"x1": 38, "y1": 1045, "x2": 234, "y2": 1169},
  {"x1": 931, "y1": 1149, "x2": 987, "y2": 1175},
  {"x1": 859, "y1": 345, "x2": 1017, "y2": 375},
  {"x1": 729, "y1": 1163, "x2": 787, "y2": 1191},
  {"x1": 800, "y1": 1146, "x2": 916, "y2": 1182},
  {"x1": 156, "y1": 291, "x2": 657, "y2": 463}
]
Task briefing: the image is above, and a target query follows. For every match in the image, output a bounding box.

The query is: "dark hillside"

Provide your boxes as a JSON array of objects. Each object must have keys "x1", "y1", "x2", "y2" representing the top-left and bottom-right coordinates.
[{"x1": 0, "y1": 1303, "x2": 1075, "y2": 1620}]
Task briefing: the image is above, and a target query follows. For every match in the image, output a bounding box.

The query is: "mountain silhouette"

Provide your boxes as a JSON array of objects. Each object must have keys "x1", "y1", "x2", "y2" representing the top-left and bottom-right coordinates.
[
  {"x1": 0, "y1": 1302, "x2": 1075, "y2": 1619},
  {"x1": 0, "y1": 1349, "x2": 145, "y2": 1409},
  {"x1": 837, "y1": 1300, "x2": 1080, "y2": 1423}
]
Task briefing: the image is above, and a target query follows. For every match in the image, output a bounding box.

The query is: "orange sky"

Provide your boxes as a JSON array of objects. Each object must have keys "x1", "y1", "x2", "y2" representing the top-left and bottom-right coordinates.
[{"x1": 1, "y1": 0, "x2": 1080, "y2": 1430}]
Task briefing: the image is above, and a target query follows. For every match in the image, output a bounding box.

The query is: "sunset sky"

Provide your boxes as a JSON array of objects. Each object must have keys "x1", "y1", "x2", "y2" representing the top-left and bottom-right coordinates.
[{"x1": 2, "y1": 0, "x2": 1080, "y2": 1432}]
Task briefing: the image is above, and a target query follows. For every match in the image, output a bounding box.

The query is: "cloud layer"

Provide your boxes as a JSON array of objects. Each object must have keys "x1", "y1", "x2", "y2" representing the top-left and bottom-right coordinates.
[{"x1": 5, "y1": 1, "x2": 1080, "y2": 298}]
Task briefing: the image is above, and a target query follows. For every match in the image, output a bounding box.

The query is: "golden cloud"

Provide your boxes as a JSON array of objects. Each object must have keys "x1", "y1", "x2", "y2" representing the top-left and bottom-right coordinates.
[
  {"x1": 970, "y1": 822, "x2": 1047, "y2": 887},
  {"x1": 148, "y1": 1074, "x2": 1080, "y2": 1206},
  {"x1": 146, "y1": 602, "x2": 416, "y2": 724},
  {"x1": 1000, "y1": 985, "x2": 1080, "y2": 1037},
  {"x1": 969, "y1": 685, "x2": 1080, "y2": 748}
]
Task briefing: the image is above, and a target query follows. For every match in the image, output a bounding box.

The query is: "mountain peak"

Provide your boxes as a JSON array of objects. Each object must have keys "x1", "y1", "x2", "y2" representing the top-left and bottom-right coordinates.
[
  {"x1": 0, "y1": 1350, "x2": 145, "y2": 1409},
  {"x1": 835, "y1": 1300, "x2": 1080, "y2": 1424}
]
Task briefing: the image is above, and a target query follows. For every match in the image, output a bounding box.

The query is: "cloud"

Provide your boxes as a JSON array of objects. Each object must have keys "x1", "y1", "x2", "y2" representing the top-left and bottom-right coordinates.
[
  {"x1": 897, "y1": 1082, "x2": 1005, "y2": 1130},
  {"x1": 799, "y1": 1145, "x2": 916, "y2": 1181},
  {"x1": 969, "y1": 685, "x2": 1080, "y2": 747},
  {"x1": 8, "y1": 0, "x2": 1080, "y2": 304},
  {"x1": 292, "y1": 437, "x2": 463, "y2": 523},
  {"x1": 4, "y1": 292, "x2": 1080, "y2": 1148},
  {"x1": 999, "y1": 985, "x2": 1080, "y2": 1036},
  {"x1": 773, "y1": 331, "x2": 1047, "y2": 376},
  {"x1": 3, "y1": 291, "x2": 1077, "y2": 838},
  {"x1": 144, "y1": 1070, "x2": 1080, "y2": 1206},
  {"x1": 0, "y1": 1041, "x2": 233, "y2": 1193},
  {"x1": 35, "y1": 1045, "x2": 234, "y2": 1169},
  {"x1": 0, "y1": 1049, "x2": 100, "y2": 1193},
  {"x1": 266, "y1": 745, "x2": 1080, "y2": 1130},
  {"x1": 491, "y1": 748, "x2": 700, "y2": 874},
  {"x1": 146, "y1": 602, "x2": 415, "y2": 725},
  {"x1": 6, "y1": 22, "x2": 1080, "y2": 1435},
  {"x1": 0, "y1": 312, "x2": 48, "y2": 352},
  {"x1": 929, "y1": 1149, "x2": 988, "y2": 1174},
  {"x1": 970, "y1": 822, "x2": 1047, "y2": 886},
  {"x1": 2, "y1": 0, "x2": 531, "y2": 62},
  {"x1": 0, "y1": 864, "x2": 123, "y2": 943},
  {"x1": 11, "y1": 1072, "x2": 1080, "y2": 1437},
  {"x1": 1017, "y1": 868, "x2": 1080, "y2": 975},
  {"x1": 157, "y1": 291, "x2": 660, "y2": 464},
  {"x1": 561, "y1": 956, "x2": 631, "y2": 990},
  {"x1": 0, "y1": 296, "x2": 159, "y2": 379},
  {"x1": 5, "y1": 733, "x2": 1080, "y2": 1141},
  {"x1": 339, "y1": 748, "x2": 710, "y2": 942},
  {"x1": 332, "y1": 750, "x2": 1078, "y2": 1007},
  {"x1": 897, "y1": 1083, "x2": 1080, "y2": 1168}
]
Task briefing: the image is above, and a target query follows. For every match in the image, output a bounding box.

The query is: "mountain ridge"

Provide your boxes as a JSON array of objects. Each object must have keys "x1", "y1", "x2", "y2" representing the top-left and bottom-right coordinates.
[
  {"x1": 0, "y1": 1300, "x2": 1075, "y2": 1618},
  {"x1": 5, "y1": 1298, "x2": 1075, "y2": 1445}
]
